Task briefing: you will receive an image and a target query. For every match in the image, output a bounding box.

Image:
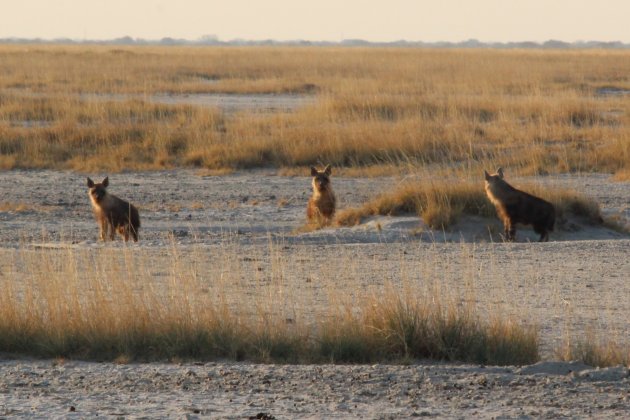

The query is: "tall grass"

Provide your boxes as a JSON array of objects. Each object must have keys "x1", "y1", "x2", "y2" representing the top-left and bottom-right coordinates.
[
  {"x1": 0, "y1": 46, "x2": 628, "y2": 175},
  {"x1": 0, "y1": 242, "x2": 538, "y2": 365},
  {"x1": 318, "y1": 288, "x2": 538, "y2": 365}
]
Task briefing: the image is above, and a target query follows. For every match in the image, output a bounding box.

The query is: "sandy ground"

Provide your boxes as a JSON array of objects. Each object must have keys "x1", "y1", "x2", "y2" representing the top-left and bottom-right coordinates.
[
  {"x1": 0, "y1": 169, "x2": 629, "y2": 418},
  {"x1": 1, "y1": 169, "x2": 627, "y2": 245},
  {"x1": 0, "y1": 359, "x2": 628, "y2": 418}
]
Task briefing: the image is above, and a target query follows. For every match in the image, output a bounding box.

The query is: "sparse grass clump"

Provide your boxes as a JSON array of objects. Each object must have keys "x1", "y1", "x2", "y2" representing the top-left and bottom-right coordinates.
[
  {"x1": 557, "y1": 337, "x2": 630, "y2": 368},
  {"x1": 0, "y1": 202, "x2": 31, "y2": 212}
]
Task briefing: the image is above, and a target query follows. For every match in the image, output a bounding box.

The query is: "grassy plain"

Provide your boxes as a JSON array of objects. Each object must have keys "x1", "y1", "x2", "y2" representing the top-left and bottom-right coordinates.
[
  {"x1": 0, "y1": 45, "x2": 628, "y2": 176},
  {"x1": 0, "y1": 45, "x2": 628, "y2": 366}
]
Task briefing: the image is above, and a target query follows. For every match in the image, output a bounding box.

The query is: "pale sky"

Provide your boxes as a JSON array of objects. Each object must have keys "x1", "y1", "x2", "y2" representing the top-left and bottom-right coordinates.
[{"x1": 2, "y1": 0, "x2": 629, "y2": 43}]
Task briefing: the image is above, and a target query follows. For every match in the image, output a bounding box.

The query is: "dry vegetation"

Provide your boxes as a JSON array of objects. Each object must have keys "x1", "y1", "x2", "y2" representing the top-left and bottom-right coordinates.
[
  {"x1": 0, "y1": 242, "x2": 539, "y2": 365},
  {"x1": 2, "y1": 240, "x2": 625, "y2": 367},
  {"x1": 0, "y1": 45, "x2": 627, "y2": 367},
  {"x1": 336, "y1": 180, "x2": 607, "y2": 230},
  {"x1": 559, "y1": 342, "x2": 630, "y2": 368},
  {"x1": 0, "y1": 45, "x2": 628, "y2": 176}
]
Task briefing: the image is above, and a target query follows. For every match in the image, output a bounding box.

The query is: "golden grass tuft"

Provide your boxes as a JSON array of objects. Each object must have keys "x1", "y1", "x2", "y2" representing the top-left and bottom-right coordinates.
[
  {"x1": 0, "y1": 202, "x2": 31, "y2": 212},
  {"x1": 0, "y1": 202, "x2": 58, "y2": 213},
  {"x1": 557, "y1": 332, "x2": 630, "y2": 368}
]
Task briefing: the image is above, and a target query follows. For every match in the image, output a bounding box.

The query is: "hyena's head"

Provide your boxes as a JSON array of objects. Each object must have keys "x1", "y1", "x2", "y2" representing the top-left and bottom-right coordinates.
[
  {"x1": 484, "y1": 168, "x2": 509, "y2": 196},
  {"x1": 484, "y1": 168, "x2": 505, "y2": 185},
  {"x1": 311, "y1": 165, "x2": 332, "y2": 192},
  {"x1": 87, "y1": 176, "x2": 109, "y2": 203}
]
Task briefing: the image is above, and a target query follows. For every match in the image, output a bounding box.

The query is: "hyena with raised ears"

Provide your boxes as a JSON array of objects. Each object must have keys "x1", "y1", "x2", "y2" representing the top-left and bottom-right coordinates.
[
  {"x1": 484, "y1": 168, "x2": 555, "y2": 242},
  {"x1": 307, "y1": 165, "x2": 336, "y2": 225},
  {"x1": 87, "y1": 176, "x2": 140, "y2": 242}
]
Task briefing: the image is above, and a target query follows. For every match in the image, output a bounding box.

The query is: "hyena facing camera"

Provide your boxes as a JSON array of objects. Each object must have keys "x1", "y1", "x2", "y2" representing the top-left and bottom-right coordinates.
[
  {"x1": 307, "y1": 165, "x2": 336, "y2": 225},
  {"x1": 87, "y1": 176, "x2": 140, "y2": 242}
]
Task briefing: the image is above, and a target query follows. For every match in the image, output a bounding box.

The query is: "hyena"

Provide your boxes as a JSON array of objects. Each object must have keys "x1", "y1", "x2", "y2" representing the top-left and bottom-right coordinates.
[
  {"x1": 307, "y1": 165, "x2": 336, "y2": 225},
  {"x1": 87, "y1": 176, "x2": 140, "y2": 242},
  {"x1": 484, "y1": 168, "x2": 555, "y2": 242}
]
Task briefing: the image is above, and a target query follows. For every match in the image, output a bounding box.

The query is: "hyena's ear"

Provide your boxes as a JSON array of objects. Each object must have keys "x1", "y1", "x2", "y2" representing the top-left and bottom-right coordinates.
[
  {"x1": 484, "y1": 170, "x2": 490, "y2": 181},
  {"x1": 102, "y1": 176, "x2": 109, "y2": 187},
  {"x1": 87, "y1": 177, "x2": 94, "y2": 188},
  {"x1": 496, "y1": 168, "x2": 504, "y2": 179},
  {"x1": 323, "y1": 164, "x2": 332, "y2": 176},
  {"x1": 310, "y1": 167, "x2": 319, "y2": 176}
]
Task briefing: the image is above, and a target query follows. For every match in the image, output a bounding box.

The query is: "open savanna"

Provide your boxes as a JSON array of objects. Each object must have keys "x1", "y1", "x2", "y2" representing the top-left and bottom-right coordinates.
[
  {"x1": 0, "y1": 45, "x2": 628, "y2": 176},
  {"x1": 1, "y1": 45, "x2": 628, "y2": 366}
]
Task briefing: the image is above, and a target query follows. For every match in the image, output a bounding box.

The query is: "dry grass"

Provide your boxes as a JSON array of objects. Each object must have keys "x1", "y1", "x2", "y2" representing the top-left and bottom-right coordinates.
[
  {"x1": 0, "y1": 241, "x2": 538, "y2": 365},
  {"x1": 0, "y1": 202, "x2": 31, "y2": 212},
  {"x1": 0, "y1": 45, "x2": 628, "y2": 176},
  {"x1": 0, "y1": 202, "x2": 57, "y2": 213},
  {"x1": 557, "y1": 333, "x2": 630, "y2": 368},
  {"x1": 337, "y1": 181, "x2": 493, "y2": 229},
  {"x1": 336, "y1": 179, "x2": 608, "y2": 230},
  {"x1": 612, "y1": 167, "x2": 630, "y2": 182},
  {"x1": 318, "y1": 288, "x2": 538, "y2": 365}
]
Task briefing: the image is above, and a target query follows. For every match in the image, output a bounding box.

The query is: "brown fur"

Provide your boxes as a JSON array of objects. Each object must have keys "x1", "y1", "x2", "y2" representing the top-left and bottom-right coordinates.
[
  {"x1": 484, "y1": 168, "x2": 555, "y2": 242},
  {"x1": 307, "y1": 165, "x2": 336, "y2": 225},
  {"x1": 87, "y1": 176, "x2": 140, "y2": 242}
]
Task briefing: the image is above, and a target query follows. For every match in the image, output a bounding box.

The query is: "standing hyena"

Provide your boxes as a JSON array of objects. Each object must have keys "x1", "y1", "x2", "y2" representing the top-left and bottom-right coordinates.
[
  {"x1": 484, "y1": 168, "x2": 555, "y2": 242},
  {"x1": 87, "y1": 176, "x2": 140, "y2": 242},
  {"x1": 307, "y1": 165, "x2": 336, "y2": 225}
]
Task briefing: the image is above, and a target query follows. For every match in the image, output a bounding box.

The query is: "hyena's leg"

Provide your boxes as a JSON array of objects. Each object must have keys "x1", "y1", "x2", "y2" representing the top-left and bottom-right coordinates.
[
  {"x1": 533, "y1": 223, "x2": 549, "y2": 242},
  {"x1": 122, "y1": 225, "x2": 130, "y2": 242},
  {"x1": 108, "y1": 222, "x2": 116, "y2": 241},
  {"x1": 504, "y1": 220, "x2": 516, "y2": 242},
  {"x1": 130, "y1": 226, "x2": 138, "y2": 242},
  {"x1": 508, "y1": 226, "x2": 516, "y2": 241},
  {"x1": 539, "y1": 229, "x2": 549, "y2": 242},
  {"x1": 99, "y1": 219, "x2": 108, "y2": 241}
]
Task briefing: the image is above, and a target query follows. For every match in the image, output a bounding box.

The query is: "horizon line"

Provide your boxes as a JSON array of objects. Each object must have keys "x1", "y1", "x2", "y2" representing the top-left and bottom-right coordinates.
[{"x1": 1, "y1": 36, "x2": 629, "y2": 49}]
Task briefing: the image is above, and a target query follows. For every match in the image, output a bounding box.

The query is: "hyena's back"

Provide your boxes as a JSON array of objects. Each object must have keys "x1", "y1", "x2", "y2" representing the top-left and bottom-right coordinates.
[
  {"x1": 485, "y1": 169, "x2": 555, "y2": 242},
  {"x1": 503, "y1": 191, "x2": 555, "y2": 234},
  {"x1": 97, "y1": 194, "x2": 141, "y2": 241}
]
